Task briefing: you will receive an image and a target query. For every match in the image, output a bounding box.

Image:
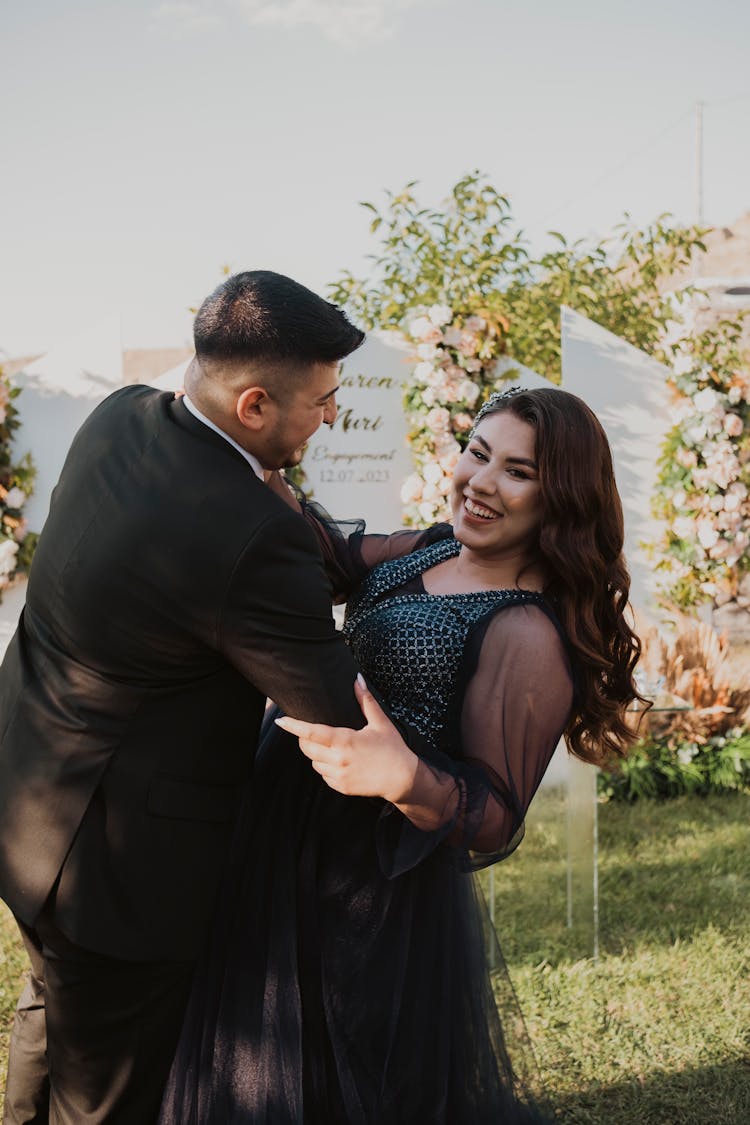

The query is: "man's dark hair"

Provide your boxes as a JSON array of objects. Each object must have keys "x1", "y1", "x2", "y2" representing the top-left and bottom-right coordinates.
[{"x1": 194, "y1": 271, "x2": 364, "y2": 368}]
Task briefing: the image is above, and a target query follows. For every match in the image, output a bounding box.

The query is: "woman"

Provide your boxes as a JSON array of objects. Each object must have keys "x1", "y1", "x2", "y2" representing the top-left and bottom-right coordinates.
[{"x1": 160, "y1": 387, "x2": 643, "y2": 1124}]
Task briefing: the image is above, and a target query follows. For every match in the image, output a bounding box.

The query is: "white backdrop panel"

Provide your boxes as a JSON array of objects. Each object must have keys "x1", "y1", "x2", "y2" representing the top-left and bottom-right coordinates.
[
  {"x1": 561, "y1": 306, "x2": 673, "y2": 622},
  {"x1": 14, "y1": 317, "x2": 124, "y2": 533}
]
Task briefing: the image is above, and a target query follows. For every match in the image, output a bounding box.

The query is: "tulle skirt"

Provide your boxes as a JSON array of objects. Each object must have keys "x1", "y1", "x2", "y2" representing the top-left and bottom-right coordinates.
[{"x1": 159, "y1": 714, "x2": 553, "y2": 1124}]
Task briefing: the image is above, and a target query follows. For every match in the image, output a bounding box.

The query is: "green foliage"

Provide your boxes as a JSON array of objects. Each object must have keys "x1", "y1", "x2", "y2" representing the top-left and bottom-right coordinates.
[
  {"x1": 598, "y1": 729, "x2": 750, "y2": 802},
  {"x1": 330, "y1": 173, "x2": 709, "y2": 385},
  {"x1": 0, "y1": 367, "x2": 37, "y2": 594},
  {"x1": 329, "y1": 172, "x2": 525, "y2": 335}
]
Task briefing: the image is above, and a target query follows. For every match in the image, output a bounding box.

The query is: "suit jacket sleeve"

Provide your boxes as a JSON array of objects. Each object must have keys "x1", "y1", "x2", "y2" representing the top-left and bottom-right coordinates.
[{"x1": 218, "y1": 505, "x2": 365, "y2": 729}]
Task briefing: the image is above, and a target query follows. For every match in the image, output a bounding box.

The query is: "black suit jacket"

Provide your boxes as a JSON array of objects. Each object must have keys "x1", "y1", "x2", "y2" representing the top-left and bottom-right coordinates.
[{"x1": 0, "y1": 386, "x2": 364, "y2": 960}]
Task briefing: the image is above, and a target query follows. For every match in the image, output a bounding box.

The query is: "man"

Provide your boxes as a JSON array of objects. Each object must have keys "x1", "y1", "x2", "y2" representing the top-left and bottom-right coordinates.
[{"x1": 0, "y1": 270, "x2": 370, "y2": 1123}]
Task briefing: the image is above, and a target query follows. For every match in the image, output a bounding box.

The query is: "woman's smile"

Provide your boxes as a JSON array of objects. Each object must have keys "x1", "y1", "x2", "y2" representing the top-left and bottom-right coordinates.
[{"x1": 463, "y1": 497, "x2": 501, "y2": 521}]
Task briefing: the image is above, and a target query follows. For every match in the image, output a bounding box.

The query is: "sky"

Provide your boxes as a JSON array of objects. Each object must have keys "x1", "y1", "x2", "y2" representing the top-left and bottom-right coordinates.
[{"x1": 2, "y1": 0, "x2": 749, "y2": 359}]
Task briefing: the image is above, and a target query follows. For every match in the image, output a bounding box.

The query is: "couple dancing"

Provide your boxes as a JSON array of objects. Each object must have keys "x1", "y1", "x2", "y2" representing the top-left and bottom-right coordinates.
[{"x1": 0, "y1": 270, "x2": 642, "y2": 1123}]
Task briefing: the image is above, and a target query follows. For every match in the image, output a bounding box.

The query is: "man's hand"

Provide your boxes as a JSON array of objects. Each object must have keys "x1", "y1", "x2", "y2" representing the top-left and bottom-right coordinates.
[{"x1": 274, "y1": 676, "x2": 418, "y2": 803}]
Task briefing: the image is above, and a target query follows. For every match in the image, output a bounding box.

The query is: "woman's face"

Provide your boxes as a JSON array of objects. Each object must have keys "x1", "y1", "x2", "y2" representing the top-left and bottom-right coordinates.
[{"x1": 450, "y1": 411, "x2": 543, "y2": 563}]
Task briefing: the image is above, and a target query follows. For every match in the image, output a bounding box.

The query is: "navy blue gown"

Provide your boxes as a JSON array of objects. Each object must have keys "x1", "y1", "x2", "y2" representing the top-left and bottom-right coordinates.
[{"x1": 159, "y1": 533, "x2": 573, "y2": 1123}]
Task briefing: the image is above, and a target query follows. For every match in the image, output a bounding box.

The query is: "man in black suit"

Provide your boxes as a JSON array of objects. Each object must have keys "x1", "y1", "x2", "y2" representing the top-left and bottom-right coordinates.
[{"x1": 0, "y1": 271, "x2": 370, "y2": 1123}]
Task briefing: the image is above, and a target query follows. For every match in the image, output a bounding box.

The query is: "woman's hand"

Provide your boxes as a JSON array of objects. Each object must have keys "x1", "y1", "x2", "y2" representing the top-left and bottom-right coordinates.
[{"x1": 274, "y1": 676, "x2": 419, "y2": 803}]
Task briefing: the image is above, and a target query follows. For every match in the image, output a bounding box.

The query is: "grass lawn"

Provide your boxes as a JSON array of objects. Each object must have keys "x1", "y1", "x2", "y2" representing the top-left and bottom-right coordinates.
[
  {"x1": 1, "y1": 793, "x2": 748, "y2": 1122},
  {"x1": 481, "y1": 791, "x2": 750, "y2": 1124}
]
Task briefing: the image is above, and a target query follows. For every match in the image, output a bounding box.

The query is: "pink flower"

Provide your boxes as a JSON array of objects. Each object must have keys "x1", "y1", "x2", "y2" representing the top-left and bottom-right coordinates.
[
  {"x1": 724, "y1": 413, "x2": 744, "y2": 438},
  {"x1": 457, "y1": 331, "x2": 479, "y2": 357},
  {"x1": 442, "y1": 327, "x2": 462, "y2": 347},
  {"x1": 425, "y1": 407, "x2": 451, "y2": 432},
  {"x1": 675, "y1": 448, "x2": 698, "y2": 469},
  {"x1": 453, "y1": 412, "x2": 473, "y2": 432}
]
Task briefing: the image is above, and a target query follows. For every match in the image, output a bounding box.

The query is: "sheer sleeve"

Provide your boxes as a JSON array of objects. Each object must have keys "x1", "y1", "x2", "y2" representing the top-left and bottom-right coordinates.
[
  {"x1": 458, "y1": 604, "x2": 574, "y2": 864},
  {"x1": 265, "y1": 470, "x2": 453, "y2": 601},
  {"x1": 376, "y1": 603, "x2": 574, "y2": 877}
]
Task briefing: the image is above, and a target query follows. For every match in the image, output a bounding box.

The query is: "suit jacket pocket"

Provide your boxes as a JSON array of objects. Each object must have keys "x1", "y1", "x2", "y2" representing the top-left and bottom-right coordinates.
[{"x1": 146, "y1": 773, "x2": 241, "y2": 824}]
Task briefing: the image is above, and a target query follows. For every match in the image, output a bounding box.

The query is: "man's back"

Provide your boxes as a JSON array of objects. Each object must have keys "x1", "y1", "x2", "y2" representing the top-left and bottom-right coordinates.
[{"x1": 0, "y1": 385, "x2": 360, "y2": 959}]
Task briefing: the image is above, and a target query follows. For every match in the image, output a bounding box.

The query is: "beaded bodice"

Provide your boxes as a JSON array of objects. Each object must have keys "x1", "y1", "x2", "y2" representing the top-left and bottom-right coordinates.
[{"x1": 342, "y1": 538, "x2": 546, "y2": 753}]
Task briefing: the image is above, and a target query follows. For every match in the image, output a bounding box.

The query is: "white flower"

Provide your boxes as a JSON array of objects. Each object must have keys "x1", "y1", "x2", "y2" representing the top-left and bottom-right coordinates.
[
  {"x1": 462, "y1": 357, "x2": 482, "y2": 373},
  {"x1": 728, "y1": 386, "x2": 742, "y2": 405},
  {"x1": 4, "y1": 487, "x2": 25, "y2": 509},
  {"x1": 709, "y1": 493, "x2": 724, "y2": 512},
  {"x1": 416, "y1": 342, "x2": 438, "y2": 361},
  {"x1": 428, "y1": 304, "x2": 453, "y2": 327},
  {"x1": 400, "y1": 474, "x2": 424, "y2": 504},
  {"x1": 413, "y1": 362, "x2": 435, "y2": 384},
  {"x1": 423, "y1": 461, "x2": 444, "y2": 486},
  {"x1": 694, "y1": 387, "x2": 719, "y2": 413},
  {"x1": 409, "y1": 316, "x2": 433, "y2": 340},
  {"x1": 420, "y1": 387, "x2": 436, "y2": 406},
  {"x1": 418, "y1": 501, "x2": 438, "y2": 523},
  {"x1": 0, "y1": 537, "x2": 19, "y2": 575},
  {"x1": 464, "y1": 315, "x2": 486, "y2": 332},
  {"x1": 671, "y1": 401, "x2": 693, "y2": 424},
  {"x1": 692, "y1": 468, "x2": 712, "y2": 490},
  {"x1": 677, "y1": 745, "x2": 697, "y2": 766},
  {"x1": 724, "y1": 413, "x2": 744, "y2": 438},
  {"x1": 696, "y1": 520, "x2": 719, "y2": 549},
  {"x1": 687, "y1": 422, "x2": 707, "y2": 444},
  {"x1": 672, "y1": 516, "x2": 694, "y2": 541},
  {"x1": 457, "y1": 379, "x2": 480, "y2": 406}
]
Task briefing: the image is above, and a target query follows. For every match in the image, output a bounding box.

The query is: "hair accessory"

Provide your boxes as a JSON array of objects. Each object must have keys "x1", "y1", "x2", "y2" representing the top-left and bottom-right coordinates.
[{"x1": 469, "y1": 384, "x2": 524, "y2": 436}]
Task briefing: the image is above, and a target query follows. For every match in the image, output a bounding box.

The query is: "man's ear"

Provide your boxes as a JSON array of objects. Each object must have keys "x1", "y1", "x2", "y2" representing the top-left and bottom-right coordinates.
[{"x1": 236, "y1": 386, "x2": 272, "y2": 431}]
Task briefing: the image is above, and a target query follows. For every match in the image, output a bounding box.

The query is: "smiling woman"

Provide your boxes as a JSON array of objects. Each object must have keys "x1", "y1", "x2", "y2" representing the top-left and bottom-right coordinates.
[{"x1": 160, "y1": 385, "x2": 645, "y2": 1125}]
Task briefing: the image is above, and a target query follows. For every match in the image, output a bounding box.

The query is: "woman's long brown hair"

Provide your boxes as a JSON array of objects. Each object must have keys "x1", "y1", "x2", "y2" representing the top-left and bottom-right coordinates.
[{"x1": 485, "y1": 387, "x2": 644, "y2": 764}]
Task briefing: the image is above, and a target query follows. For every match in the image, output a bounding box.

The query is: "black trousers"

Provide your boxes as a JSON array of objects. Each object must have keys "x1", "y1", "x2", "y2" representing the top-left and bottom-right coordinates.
[{"x1": 3, "y1": 911, "x2": 195, "y2": 1125}]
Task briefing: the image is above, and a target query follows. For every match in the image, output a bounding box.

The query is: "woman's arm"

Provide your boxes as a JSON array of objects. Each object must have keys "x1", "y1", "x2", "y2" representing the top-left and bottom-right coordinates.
[
  {"x1": 276, "y1": 605, "x2": 574, "y2": 863},
  {"x1": 265, "y1": 471, "x2": 452, "y2": 600},
  {"x1": 455, "y1": 605, "x2": 573, "y2": 854}
]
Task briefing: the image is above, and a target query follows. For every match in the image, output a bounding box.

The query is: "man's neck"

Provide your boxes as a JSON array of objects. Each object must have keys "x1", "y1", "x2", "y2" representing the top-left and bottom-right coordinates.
[{"x1": 181, "y1": 395, "x2": 265, "y2": 480}]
